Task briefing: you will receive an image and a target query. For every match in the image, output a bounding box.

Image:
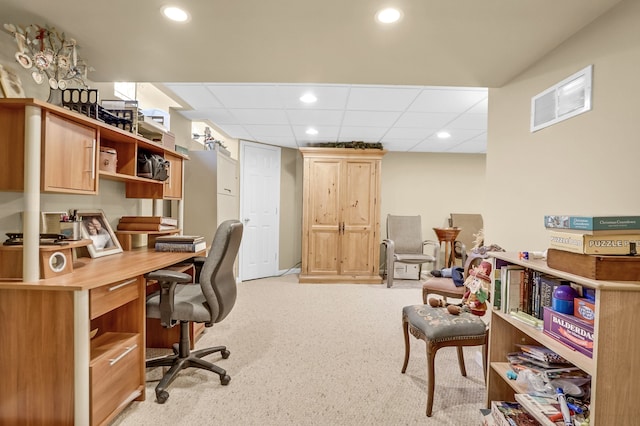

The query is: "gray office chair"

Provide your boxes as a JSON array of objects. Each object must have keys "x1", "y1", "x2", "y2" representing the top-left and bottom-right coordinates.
[
  {"x1": 145, "y1": 220, "x2": 243, "y2": 404},
  {"x1": 382, "y1": 215, "x2": 439, "y2": 288}
]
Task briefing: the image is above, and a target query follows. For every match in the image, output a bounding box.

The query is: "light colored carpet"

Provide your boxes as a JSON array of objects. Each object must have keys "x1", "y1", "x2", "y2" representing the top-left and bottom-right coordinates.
[{"x1": 111, "y1": 274, "x2": 485, "y2": 425}]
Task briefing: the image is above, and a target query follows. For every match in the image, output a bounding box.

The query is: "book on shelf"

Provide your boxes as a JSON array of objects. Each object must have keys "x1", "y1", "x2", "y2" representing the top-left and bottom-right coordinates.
[
  {"x1": 491, "y1": 400, "x2": 542, "y2": 426},
  {"x1": 155, "y1": 241, "x2": 207, "y2": 253},
  {"x1": 516, "y1": 345, "x2": 569, "y2": 365},
  {"x1": 155, "y1": 235, "x2": 205, "y2": 244},
  {"x1": 508, "y1": 310, "x2": 543, "y2": 330},
  {"x1": 116, "y1": 222, "x2": 177, "y2": 231},
  {"x1": 538, "y1": 275, "x2": 570, "y2": 319},
  {"x1": 544, "y1": 215, "x2": 640, "y2": 231},
  {"x1": 548, "y1": 230, "x2": 640, "y2": 255},
  {"x1": 119, "y1": 216, "x2": 178, "y2": 227},
  {"x1": 513, "y1": 394, "x2": 563, "y2": 426},
  {"x1": 500, "y1": 265, "x2": 524, "y2": 313}
]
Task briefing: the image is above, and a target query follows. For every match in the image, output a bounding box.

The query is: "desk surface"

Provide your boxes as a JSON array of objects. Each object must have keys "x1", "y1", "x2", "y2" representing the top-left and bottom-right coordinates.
[{"x1": 0, "y1": 247, "x2": 206, "y2": 291}]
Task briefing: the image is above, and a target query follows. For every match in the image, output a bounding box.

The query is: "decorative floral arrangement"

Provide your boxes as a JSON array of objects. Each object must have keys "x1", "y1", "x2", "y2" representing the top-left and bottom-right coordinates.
[
  {"x1": 3, "y1": 23, "x2": 92, "y2": 91},
  {"x1": 311, "y1": 141, "x2": 384, "y2": 150}
]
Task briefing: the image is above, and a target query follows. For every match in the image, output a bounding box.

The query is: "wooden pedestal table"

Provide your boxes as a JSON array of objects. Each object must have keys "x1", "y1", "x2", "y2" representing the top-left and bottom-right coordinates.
[{"x1": 433, "y1": 227, "x2": 461, "y2": 269}]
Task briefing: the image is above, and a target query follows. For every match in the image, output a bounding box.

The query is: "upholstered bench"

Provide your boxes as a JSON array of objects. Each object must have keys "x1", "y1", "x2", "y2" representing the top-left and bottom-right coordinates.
[{"x1": 401, "y1": 304, "x2": 488, "y2": 416}]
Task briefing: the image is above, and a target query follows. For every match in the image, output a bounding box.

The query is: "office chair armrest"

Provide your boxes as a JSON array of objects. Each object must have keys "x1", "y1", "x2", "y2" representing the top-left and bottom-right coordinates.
[
  {"x1": 191, "y1": 256, "x2": 207, "y2": 282},
  {"x1": 146, "y1": 270, "x2": 193, "y2": 327}
]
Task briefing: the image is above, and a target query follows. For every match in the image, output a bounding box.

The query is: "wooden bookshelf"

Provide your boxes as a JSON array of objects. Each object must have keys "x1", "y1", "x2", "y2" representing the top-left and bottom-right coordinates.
[{"x1": 487, "y1": 252, "x2": 640, "y2": 425}]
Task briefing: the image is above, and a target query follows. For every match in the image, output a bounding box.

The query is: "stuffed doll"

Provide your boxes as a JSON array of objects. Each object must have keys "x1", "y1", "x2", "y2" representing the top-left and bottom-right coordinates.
[{"x1": 429, "y1": 260, "x2": 492, "y2": 316}]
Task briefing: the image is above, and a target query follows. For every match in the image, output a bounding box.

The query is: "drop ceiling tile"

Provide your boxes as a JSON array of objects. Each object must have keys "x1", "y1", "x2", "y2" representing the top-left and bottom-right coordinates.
[
  {"x1": 256, "y1": 137, "x2": 299, "y2": 148},
  {"x1": 446, "y1": 113, "x2": 488, "y2": 130},
  {"x1": 467, "y1": 98, "x2": 488, "y2": 114},
  {"x1": 338, "y1": 126, "x2": 387, "y2": 141},
  {"x1": 382, "y1": 127, "x2": 435, "y2": 140},
  {"x1": 178, "y1": 109, "x2": 239, "y2": 125},
  {"x1": 292, "y1": 126, "x2": 340, "y2": 140},
  {"x1": 244, "y1": 125, "x2": 295, "y2": 138},
  {"x1": 380, "y1": 140, "x2": 423, "y2": 152},
  {"x1": 346, "y1": 86, "x2": 422, "y2": 111},
  {"x1": 277, "y1": 84, "x2": 351, "y2": 110},
  {"x1": 205, "y1": 84, "x2": 284, "y2": 109},
  {"x1": 409, "y1": 140, "x2": 453, "y2": 152},
  {"x1": 424, "y1": 129, "x2": 486, "y2": 143},
  {"x1": 409, "y1": 88, "x2": 488, "y2": 113},
  {"x1": 393, "y1": 112, "x2": 458, "y2": 128},
  {"x1": 229, "y1": 108, "x2": 290, "y2": 125},
  {"x1": 164, "y1": 83, "x2": 223, "y2": 109},
  {"x1": 341, "y1": 111, "x2": 401, "y2": 127},
  {"x1": 286, "y1": 109, "x2": 344, "y2": 126},
  {"x1": 215, "y1": 124, "x2": 254, "y2": 140},
  {"x1": 447, "y1": 138, "x2": 487, "y2": 153}
]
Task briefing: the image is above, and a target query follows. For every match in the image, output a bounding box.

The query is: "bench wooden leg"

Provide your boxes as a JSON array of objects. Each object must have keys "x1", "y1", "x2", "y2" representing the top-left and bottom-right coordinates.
[
  {"x1": 426, "y1": 341, "x2": 436, "y2": 417},
  {"x1": 456, "y1": 346, "x2": 467, "y2": 377},
  {"x1": 401, "y1": 319, "x2": 410, "y2": 373}
]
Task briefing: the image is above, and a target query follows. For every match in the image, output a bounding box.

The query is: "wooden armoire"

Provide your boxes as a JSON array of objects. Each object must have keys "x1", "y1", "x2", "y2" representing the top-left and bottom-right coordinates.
[{"x1": 299, "y1": 148, "x2": 386, "y2": 283}]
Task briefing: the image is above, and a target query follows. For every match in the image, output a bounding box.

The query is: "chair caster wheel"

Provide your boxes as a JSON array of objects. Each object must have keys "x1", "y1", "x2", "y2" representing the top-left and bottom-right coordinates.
[
  {"x1": 221, "y1": 375, "x2": 231, "y2": 385},
  {"x1": 222, "y1": 349, "x2": 230, "y2": 359},
  {"x1": 156, "y1": 390, "x2": 169, "y2": 404}
]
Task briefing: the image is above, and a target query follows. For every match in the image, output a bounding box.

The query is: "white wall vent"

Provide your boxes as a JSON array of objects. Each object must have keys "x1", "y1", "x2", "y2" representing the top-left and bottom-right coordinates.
[{"x1": 531, "y1": 65, "x2": 593, "y2": 132}]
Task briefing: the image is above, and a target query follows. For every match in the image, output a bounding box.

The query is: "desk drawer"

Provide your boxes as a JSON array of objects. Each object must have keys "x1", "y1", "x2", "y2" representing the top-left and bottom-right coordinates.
[
  {"x1": 90, "y1": 277, "x2": 140, "y2": 319},
  {"x1": 91, "y1": 333, "x2": 141, "y2": 426}
]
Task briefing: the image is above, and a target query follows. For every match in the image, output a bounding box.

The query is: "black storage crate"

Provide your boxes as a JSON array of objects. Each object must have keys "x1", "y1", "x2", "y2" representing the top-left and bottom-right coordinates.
[{"x1": 62, "y1": 89, "x2": 99, "y2": 119}]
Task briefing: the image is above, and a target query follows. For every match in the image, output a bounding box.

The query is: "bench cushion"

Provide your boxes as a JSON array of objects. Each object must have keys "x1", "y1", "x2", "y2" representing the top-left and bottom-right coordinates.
[{"x1": 403, "y1": 304, "x2": 487, "y2": 342}]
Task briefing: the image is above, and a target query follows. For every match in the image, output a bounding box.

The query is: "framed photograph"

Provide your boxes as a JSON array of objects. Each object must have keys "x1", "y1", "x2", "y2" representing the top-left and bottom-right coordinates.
[
  {"x1": 77, "y1": 209, "x2": 122, "y2": 258},
  {"x1": 0, "y1": 64, "x2": 26, "y2": 98}
]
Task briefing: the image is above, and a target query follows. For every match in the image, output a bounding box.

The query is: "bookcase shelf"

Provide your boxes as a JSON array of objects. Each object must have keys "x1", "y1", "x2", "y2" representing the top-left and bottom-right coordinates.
[{"x1": 487, "y1": 251, "x2": 640, "y2": 425}]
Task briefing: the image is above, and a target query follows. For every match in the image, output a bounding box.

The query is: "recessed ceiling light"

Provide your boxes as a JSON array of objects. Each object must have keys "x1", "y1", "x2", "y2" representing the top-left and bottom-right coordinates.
[
  {"x1": 161, "y1": 6, "x2": 190, "y2": 22},
  {"x1": 300, "y1": 93, "x2": 317, "y2": 103},
  {"x1": 306, "y1": 128, "x2": 319, "y2": 136},
  {"x1": 437, "y1": 131, "x2": 451, "y2": 139},
  {"x1": 376, "y1": 8, "x2": 402, "y2": 24}
]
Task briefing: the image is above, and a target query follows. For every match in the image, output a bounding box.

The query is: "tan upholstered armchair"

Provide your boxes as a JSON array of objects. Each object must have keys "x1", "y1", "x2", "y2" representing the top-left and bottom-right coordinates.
[
  {"x1": 450, "y1": 213, "x2": 484, "y2": 264},
  {"x1": 381, "y1": 215, "x2": 439, "y2": 288}
]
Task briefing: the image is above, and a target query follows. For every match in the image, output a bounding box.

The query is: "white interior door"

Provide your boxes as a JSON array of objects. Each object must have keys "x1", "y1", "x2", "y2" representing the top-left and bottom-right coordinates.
[{"x1": 239, "y1": 140, "x2": 280, "y2": 281}]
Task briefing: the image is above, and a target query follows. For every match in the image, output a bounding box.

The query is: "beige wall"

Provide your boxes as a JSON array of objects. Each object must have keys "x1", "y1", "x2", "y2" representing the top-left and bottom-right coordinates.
[
  {"x1": 486, "y1": 0, "x2": 640, "y2": 252},
  {"x1": 278, "y1": 148, "x2": 303, "y2": 270},
  {"x1": 381, "y1": 152, "x2": 487, "y2": 241}
]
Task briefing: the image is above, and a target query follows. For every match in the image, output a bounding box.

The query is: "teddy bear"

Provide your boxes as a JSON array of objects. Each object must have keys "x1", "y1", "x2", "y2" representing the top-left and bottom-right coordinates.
[{"x1": 429, "y1": 260, "x2": 492, "y2": 317}]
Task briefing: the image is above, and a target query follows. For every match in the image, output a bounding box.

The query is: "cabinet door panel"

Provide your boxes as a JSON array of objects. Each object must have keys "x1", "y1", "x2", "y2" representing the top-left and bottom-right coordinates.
[
  {"x1": 342, "y1": 161, "x2": 375, "y2": 226},
  {"x1": 341, "y1": 228, "x2": 375, "y2": 275},
  {"x1": 42, "y1": 112, "x2": 97, "y2": 193},
  {"x1": 163, "y1": 153, "x2": 183, "y2": 199},
  {"x1": 217, "y1": 153, "x2": 238, "y2": 196},
  {"x1": 308, "y1": 160, "x2": 341, "y2": 226},
  {"x1": 307, "y1": 229, "x2": 340, "y2": 273}
]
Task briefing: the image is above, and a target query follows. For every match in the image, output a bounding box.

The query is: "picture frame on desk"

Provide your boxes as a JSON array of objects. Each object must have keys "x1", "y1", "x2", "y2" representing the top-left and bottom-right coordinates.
[{"x1": 77, "y1": 209, "x2": 122, "y2": 258}]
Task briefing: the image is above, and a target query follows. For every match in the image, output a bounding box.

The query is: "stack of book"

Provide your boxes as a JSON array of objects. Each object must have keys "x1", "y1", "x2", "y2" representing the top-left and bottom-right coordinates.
[
  {"x1": 154, "y1": 235, "x2": 206, "y2": 252},
  {"x1": 117, "y1": 216, "x2": 178, "y2": 232},
  {"x1": 544, "y1": 214, "x2": 640, "y2": 256},
  {"x1": 507, "y1": 345, "x2": 586, "y2": 381}
]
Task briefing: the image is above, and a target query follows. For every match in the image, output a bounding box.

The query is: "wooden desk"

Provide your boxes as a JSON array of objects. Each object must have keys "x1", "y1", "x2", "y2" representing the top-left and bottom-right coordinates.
[{"x1": 0, "y1": 247, "x2": 205, "y2": 426}]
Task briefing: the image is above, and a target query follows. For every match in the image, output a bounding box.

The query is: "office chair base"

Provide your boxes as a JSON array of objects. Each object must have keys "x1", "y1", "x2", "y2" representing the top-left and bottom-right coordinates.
[{"x1": 146, "y1": 322, "x2": 231, "y2": 403}]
